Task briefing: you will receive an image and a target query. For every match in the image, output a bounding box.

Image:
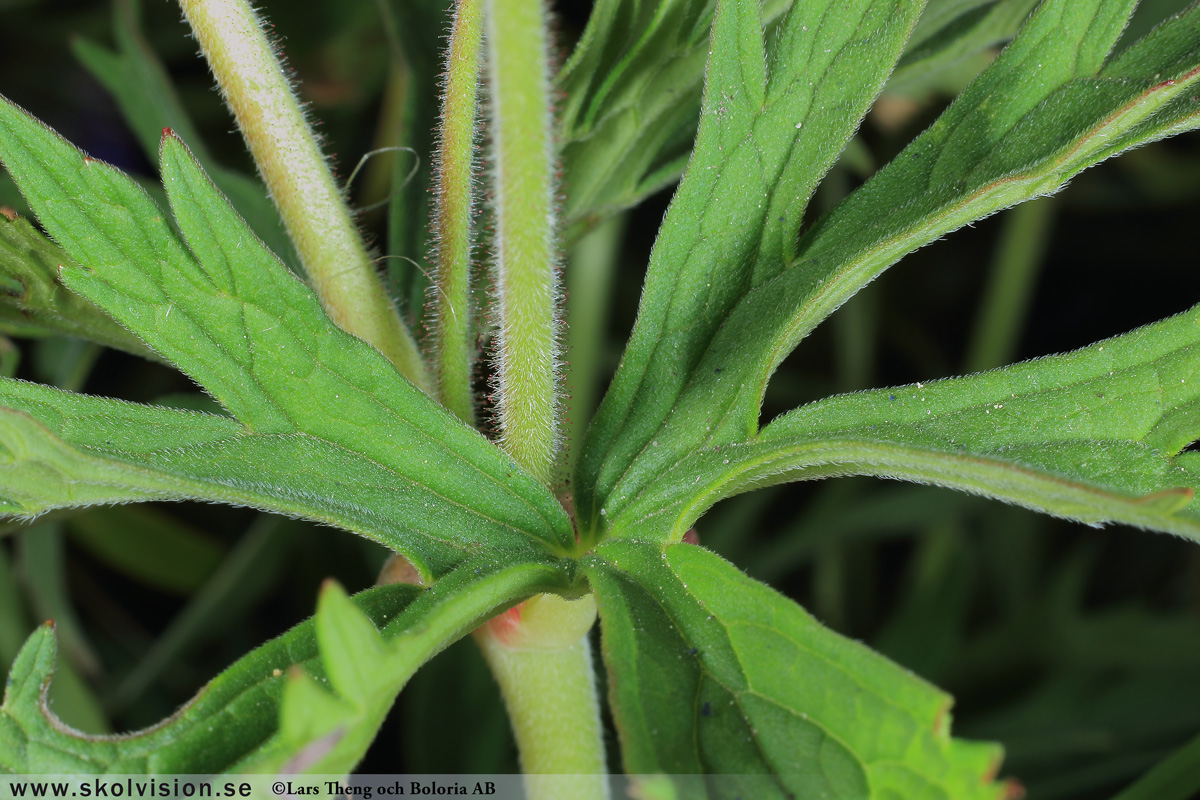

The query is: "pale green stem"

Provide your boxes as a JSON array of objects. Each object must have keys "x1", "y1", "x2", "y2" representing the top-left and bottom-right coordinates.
[
  {"x1": 432, "y1": 0, "x2": 484, "y2": 425},
  {"x1": 176, "y1": 0, "x2": 430, "y2": 391},
  {"x1": 474, "y1": 593, "x2": 609, "y2": 800},
  {"x1": 486, "y1": 0, "x2": 560, "y2": 482}
]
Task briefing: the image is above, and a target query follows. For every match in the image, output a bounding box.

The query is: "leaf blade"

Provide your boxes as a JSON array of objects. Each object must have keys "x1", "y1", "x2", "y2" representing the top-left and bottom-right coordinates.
[
  {"x1": 583, "y1": 0, "x2": 1200, "y2": 535},
  {"x1": 0, "y1": 583, "x2": 420, "y2": 775},
  {"x1": 612, "y1": 303, "x2": 1200, "y2": 541},
  {"x1": 587, "y1": 540, "x2": 1009, "y2": 798},
  {"x1": 0, "y1": 98, "x2": 575, "y2": 572},
  {"x1": 576, "y1": 0, "x2": 924, "y2": 534},
  {"x1": 0, "y1": 215, "x2": 155, "y2": 357},
  {"x1": 0, "y1": 378, "x2": 565, "y2": 577}
]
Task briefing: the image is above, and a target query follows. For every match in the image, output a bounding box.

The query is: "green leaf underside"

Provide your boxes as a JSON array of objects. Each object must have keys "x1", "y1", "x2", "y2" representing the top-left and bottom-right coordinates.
[
  {"x1": 1, "y1": 556, "x2": 571, "y2": 775},
  {"x1": 610, "y1": 303, "x2": 1200, "y2": 542},
  {"x1": 0, "y1": 215, "x2": 154, "y2": 357},
  {"x1": 0, "y1": 97, "x2": 573, "y2": 576},
  {"x1": 577, "y1": 0, "x2": 924, "y2": 536},
  {"x1": 887, "y1": 0, "x2": 1041, "y2": 94},
  {"x1": 0, "y1": 378, "x2": 561, "y2": 579},
  {"x1": 0, "y1": 583, "x2": 419, "y2": 775},
  {"x1": 587, "y1": 541, "x2": 1007, "y2": 799},
  {"x1": 579, "y1": 0, "x2": 1200, "y2": 536}
]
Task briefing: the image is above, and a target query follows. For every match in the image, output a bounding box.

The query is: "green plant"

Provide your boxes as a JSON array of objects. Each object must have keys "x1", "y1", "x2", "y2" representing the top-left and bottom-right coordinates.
[{"x1": 1, "y1": 0, "x2": 1199, "y2": 797}]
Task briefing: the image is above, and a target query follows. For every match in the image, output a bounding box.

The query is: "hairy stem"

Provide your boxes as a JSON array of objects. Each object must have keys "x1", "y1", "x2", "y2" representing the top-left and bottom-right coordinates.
[
  {"x1": 176, "y1": 0, "x2": 430, "y2": 390},
  {"x1": 432, "y1": 0, "x2": 484, "y2": 425},
  {"x1": 486, "y1": 0, "x2": 560, "y2": 482},
  {"x1": 474, "y1": 594, "x2": 609, "y2": 800}
]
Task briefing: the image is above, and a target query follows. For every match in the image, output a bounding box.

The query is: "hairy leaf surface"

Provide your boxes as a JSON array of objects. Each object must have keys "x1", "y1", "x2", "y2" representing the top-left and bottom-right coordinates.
[
  {"x1": 586, "y1": 541, "x2": 1009, "y2": 798},
  {"x1": 576, "y1": 0, "x2": 922, "y2": 536},
  {"x1": 0, "y1": 379, "x2": 562, "y2": 577},
  {"x1": 612, "y1": 303, "x2": 1200, "y2": 541},
  {"x1": 236, "y1": 556, "x2": 573, "y2": 774},
  {"x1": 72, "y1": 0, "x2": 295, "y2": 269},
  {"x1": 0, "y1": 555, "x2": 571, "y2": 775},
  {"x1": 581, "y1": 0, "x2": 1200, "y2": 536},
  {"x1": 558, "y1": 0, "x2": 792, "y2": 234},
  {"x1": 0, "y1": 99, "x2": 573, "y2": 573}
]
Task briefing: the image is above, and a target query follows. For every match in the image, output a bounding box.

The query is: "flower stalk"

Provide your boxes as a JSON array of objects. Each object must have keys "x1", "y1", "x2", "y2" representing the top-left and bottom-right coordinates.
[
  {"x1": 485, "y1": 0, "x2": 560, "y2": 483},
  {"x1": 176, "y1": 0, "x2": 430, "y2": 391},
  {"x1": 431, "y1": 0, "x2": 485, "y2": 425}
]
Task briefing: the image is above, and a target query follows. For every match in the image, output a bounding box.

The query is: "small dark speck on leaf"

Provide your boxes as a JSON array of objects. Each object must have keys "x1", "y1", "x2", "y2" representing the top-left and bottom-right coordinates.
[
  {"x1": 714, "y1": 368, "x2": 723, "y2": 374},
  {"x1": 888, "y1": 394, "x2": 896, "y2": 401},
  {"x1": 702, "y1": 701, "x2": 713, "y2": 717},
  {"x1": 686, "y1": 646, "x2": 699, "y2": 656}
]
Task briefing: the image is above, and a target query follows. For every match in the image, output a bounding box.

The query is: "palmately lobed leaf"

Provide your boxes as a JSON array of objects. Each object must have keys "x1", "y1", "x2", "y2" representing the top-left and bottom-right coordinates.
[
  {"x1": 0, "y1": 96, "x2": 575, "y2": 577},
  {"x1": 576, "y1": 0, "x2": 925, "y2": 538},
  {"x1": 580, "y1": 0, "x2": 1200, "y2": 539}
]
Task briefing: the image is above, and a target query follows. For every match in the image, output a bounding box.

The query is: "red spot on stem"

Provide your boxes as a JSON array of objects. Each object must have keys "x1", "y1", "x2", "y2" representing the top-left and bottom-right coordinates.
[{"x1": 484, "y1": 604, "x2": 524, "y2": 645}]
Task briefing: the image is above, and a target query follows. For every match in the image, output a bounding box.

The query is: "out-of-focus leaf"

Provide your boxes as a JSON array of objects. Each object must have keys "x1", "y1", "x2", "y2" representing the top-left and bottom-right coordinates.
[
  {"x1": 0, "y1": 541, "x2": 27, "y2": 669},
  {"x1": 558, "y1": 0, "x2": 792, "y2": 234},
  {"x1": 65, "y1": 506, "x2": 223, "y2": 595},
  {"x1": 1111, "y1": 727, "x2": 1200, "y2": 800},
  {"x1": 17, "y1": 523, "x2": 99, "y2": 678},
  {"x1": 71, "y1": 0, "x2": 295, "y2": 269},
  {"x1": 105, "y1": 516, "x2": 292, "y2": 713},
  {"x1": 887, "y1": 0, "x2": 1040, "y2": 94}
]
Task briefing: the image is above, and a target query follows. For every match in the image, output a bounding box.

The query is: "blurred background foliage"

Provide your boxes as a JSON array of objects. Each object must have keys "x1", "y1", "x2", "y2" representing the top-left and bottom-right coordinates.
[{"x1": 1, "y1": 0, "x2": 1200, "y2": 797}]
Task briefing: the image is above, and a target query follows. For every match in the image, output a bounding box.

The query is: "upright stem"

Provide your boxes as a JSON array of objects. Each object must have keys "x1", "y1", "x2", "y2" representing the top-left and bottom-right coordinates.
[
  {"x1": 432, "y1": 0, "x2": 484, "y2": 425},
  {"x1": 474, "y1": 594, "x2": 609, "y2": 800},
  {"x1": 176, "y1": 0, "x2": 430, "y2": 391},
  {"x1": 486, "y1": 0, "x2": 560, "y2": 483}
]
